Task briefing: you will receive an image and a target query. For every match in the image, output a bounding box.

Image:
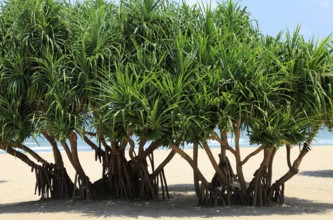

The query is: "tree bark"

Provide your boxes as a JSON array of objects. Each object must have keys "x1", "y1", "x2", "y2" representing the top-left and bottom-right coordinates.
[
  {"x1": 234, "y1": 120, "x2": 247, "y2": 195},
  {"x1": 83, "y1": 134, "x2": 100, "y2": 151},
  {"x1": 62, "y1": 141, "x2": 74, "y2": 167},
  {"x1": 211, "y1": 131, "x2": 236, "y2": 156},
  {"x1": 286, "y1": 144, "x2": 292, "y2": 169},
  {"x1": 43, "y1": 132, "x2": 63, "y2": 166},
  {"x1": 152, "y1": 149, "x2": 176, "y2": 179},
  {"x1": 67, "y1": 131, "x2": 92, "y2": 200},
  {"x1": 138, "y1": 137, "x2": 147, "y2": 157},
  {"x1": 248, "y1": 147, "x2": 274, "y2": 206},
  {"x1": 242, "y1": 145, "x2": 264, "y2": 166},
  {"x1": 10, "y1": 141, "x2": 49, "y2": 165},
  {"x1": 171, "y1": 144, "x2": 209, "y2": 187},
  {"x1": 128, "y1": 137, "x2": 137, "y2": 162},
  {"x1": 202, "y1": 141, "x2": 229, "y2": 185},
  {"x1": 140, "y1": 142, "x2": 159, "y2": 160},
  {"x1": 269, "y1": 143, "x2": 310, "y2": 202},
  {"x1": 267, "y1": 148, "x2": 277, "y2": 187},
  {"x1": 43, "y1": 132, "x2": 74, "y2": 199},
  {"x1": 0, "y1": 144, "x2": 40, "y2": 169},
  {"x1": 193, "y1": 143, "x2": 200, "y2": 197},
  {"x1": 68, "y1": 131, "x2": 87, "y2": 177}
]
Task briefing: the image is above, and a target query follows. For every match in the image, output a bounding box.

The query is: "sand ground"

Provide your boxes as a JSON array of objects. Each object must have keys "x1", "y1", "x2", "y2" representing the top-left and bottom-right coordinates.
[{"x1": 0, "y1": 146, "x2": 333, "y2": 220}]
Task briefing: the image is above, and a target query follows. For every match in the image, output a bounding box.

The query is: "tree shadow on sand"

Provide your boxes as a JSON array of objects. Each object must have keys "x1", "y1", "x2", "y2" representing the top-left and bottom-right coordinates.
[
  {"x1": 0, "y1": 184, "x2": 333, "y2": 218},
  {"x1": 300, "y1": 170, "x2": 333, "y2": 178}
]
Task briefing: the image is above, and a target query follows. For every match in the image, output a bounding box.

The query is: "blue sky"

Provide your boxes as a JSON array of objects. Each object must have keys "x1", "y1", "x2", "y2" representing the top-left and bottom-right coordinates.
[{"x1": 186, "y1": 0, "x2": 333, "y2": 40}]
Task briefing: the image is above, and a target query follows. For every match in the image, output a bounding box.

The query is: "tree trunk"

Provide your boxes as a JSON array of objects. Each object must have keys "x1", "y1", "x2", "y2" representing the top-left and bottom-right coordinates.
[
  {"x1": 202, "y1": 141, "x2": 229, "y2": 186},
  {"x1": 234, "y1": 120, "x2": 247, "y2": 195},
  {"x1": 108, "y1": 140, "x2": 135, "y2": 200},
  {"x1": 43, "y1": 132, "x2": 74, "y2": 199},
  {"x1": 43, "y1": 132, "x2": 63, "y2": 166},
  {"x1": 247, "y1": 147, "x2": 274, "y2": 206},
  {"x1": 68, "y1": 131, "x2": 86, "y2": 177},
  {"x1": 267, "y1": 148, "x2": 277, "y2": 187},
  {"x1": 67, "y1": 131, "x2": 93, "y2": 200},
  {"x1": 170, "y1": 143, "x2": 219, "y2": 205},
  {"x1": 193, "y1": 143, "x2": 200, "y2": 197},
  {"x1": 99, "y1": 139, "x2": 153, "y2": 200},
  {"x1": 211, "y1": 149, "x2": 235, "y2": 187},
  {"x1": 269, "y1": 143, "x2": 310, "y2": 203},
  {"x1": 171, "y1": 144, "x2": 209, "y2": 187}
]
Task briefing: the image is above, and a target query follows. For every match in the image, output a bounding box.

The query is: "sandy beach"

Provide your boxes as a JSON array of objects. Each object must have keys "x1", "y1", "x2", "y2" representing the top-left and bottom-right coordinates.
[{"x1": 0, "y1": 146, "x2": 333, "y2": 220}]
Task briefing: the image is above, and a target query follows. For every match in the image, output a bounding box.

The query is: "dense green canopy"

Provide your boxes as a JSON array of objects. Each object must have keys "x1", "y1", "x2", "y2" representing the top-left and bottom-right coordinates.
[{"x1": 1, "y1": 0, "x2": 332, "y2": 206}]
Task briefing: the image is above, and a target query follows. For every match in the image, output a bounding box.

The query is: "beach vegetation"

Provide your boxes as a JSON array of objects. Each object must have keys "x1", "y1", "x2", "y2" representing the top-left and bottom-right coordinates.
[{"x1": 0, "y1": 0, "x2": 332, "y2": 206}]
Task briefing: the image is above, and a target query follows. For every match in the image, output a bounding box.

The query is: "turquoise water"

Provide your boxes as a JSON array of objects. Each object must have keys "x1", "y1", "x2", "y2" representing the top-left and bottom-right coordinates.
[{"x1": 1, "y1": 129, "x2": 333, "y2": 154}]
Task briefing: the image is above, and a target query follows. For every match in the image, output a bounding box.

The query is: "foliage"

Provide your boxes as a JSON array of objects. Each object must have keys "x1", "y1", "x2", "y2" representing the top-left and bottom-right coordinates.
[{"x1": 0, "y1": 0, "x2": 332, "y2": 206}]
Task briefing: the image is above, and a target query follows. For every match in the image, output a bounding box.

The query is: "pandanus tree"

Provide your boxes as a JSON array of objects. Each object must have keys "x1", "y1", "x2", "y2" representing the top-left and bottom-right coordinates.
[
  {"x1": 197, "y1": 27, "x2": 333, "y2": 205},
  {"x1": 156, "y1": 1, "x2": 333, "y2": 206},
  {"x1": 0, "y1": 0, "x2": 75, "y2": 199},
  {"x1": 89, "y1": 0, "x2": 196, "y2": 200},
  {"x1": 253, "y1": 29, "x2": 333, "y2": 205},
  {"x1": 1, "y1": 0, "x2": 333, "y2": 206},
  {"x1": 166, "y1": 0, "x2": 267, "y2": 205}
]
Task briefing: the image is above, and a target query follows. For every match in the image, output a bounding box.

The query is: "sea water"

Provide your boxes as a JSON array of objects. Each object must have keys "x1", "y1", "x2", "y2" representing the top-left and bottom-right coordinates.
[{"x1": 1, "y1": 128, "x2": 333, "y2": 154}]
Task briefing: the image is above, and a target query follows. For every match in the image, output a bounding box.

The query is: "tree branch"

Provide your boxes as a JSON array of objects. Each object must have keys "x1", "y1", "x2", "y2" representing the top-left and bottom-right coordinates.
[
  {"x1": 270, "y1": 143, "x2": 311, "y2": 192},
  {"x1": 286, "y1": 144, "x2": 292, "y2": 169},
  {"x1": 42, "y1": 131, "x2": 63, "y2": 166},
  {"x1": 241, "y1": 145, "x2": 264, "y2": 166},
  {"x1": 0, "y1": 144, "x2": 40, "y2": 170},
  {"x1": 202, "y1": 141, "x2": 229, "y2": 185},
  {"x1": 211, "y1": 132, "x2": 236, "y2": 156},
  {"x1": 152, "y1": 149, "x2": 176, "y2": 179},
  {"x1": 127, "y1": 137, "x2": 137, "y2": 162},
  {"x1": 171, "y1": 143, "x2": 210, "y2": 187},
  {"x1": 10, "y1": 141, "x2": 49, "y2": 165},
  {"x1": 83, "y1": 134, "x2": 100, "y2": 151}
]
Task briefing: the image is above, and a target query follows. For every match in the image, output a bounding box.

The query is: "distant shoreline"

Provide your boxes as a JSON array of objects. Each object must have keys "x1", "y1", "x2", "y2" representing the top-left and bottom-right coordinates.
[{"x1": 1, "y1": 143, "x2": 333, "y2": 154}]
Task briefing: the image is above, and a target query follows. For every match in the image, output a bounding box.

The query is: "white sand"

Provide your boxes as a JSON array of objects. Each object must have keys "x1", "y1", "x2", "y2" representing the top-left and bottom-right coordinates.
[{"x1": 0, "y1": 146, "x2": 333, "y2": 220}]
